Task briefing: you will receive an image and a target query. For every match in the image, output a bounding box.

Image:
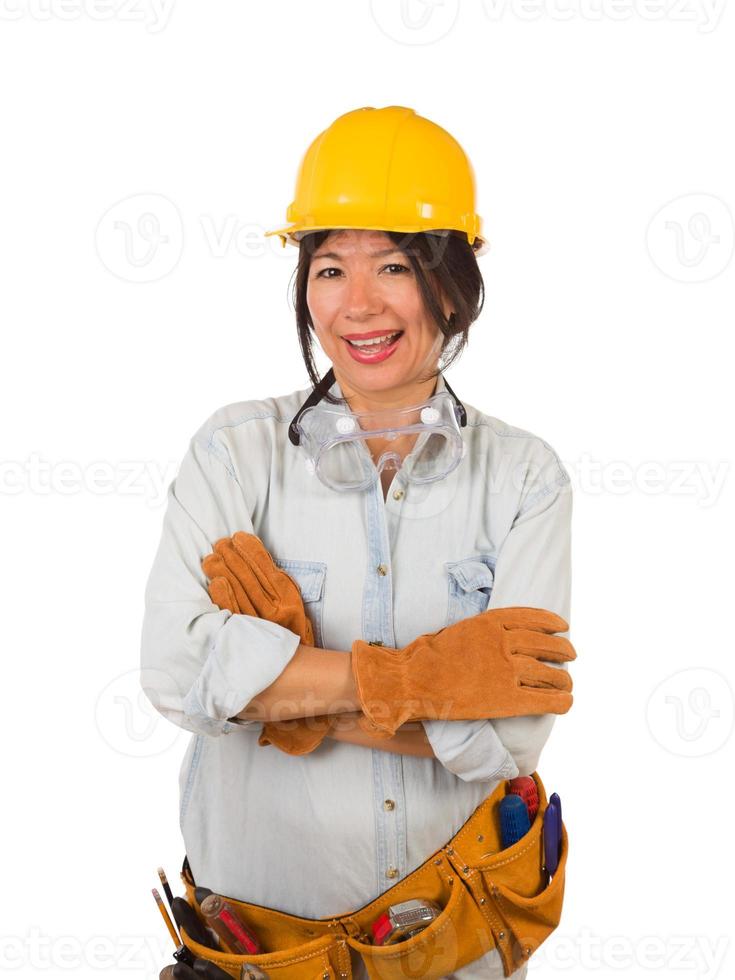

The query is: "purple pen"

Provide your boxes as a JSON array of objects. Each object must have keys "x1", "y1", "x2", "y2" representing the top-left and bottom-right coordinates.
[
  {"x1": 549, "y1": 792, "x2": 562, "y2": 831},
  {"x1": 549, "y1": 792, "x2": 563, "y2": 856},
  {"x1": 543, "y1": 801, "x2": 561, "y2": 880}
]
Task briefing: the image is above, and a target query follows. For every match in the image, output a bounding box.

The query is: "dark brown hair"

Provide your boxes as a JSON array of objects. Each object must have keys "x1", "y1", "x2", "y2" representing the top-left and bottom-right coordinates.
[{"x1": 290, "y1": 229, "x2": 485, "y2": 405}]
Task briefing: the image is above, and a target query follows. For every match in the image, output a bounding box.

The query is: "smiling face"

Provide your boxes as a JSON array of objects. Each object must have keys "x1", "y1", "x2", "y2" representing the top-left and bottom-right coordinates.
[{"x1": 306, "y1": 229, "x2": 452, "y2": 412}]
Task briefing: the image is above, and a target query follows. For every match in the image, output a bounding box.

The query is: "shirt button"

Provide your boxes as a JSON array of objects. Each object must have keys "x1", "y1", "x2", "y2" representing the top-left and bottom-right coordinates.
[
  {"x1": 377, "y1": 563, "x2": 388, "y2": 576},
  {"x1": 385, "y1": 866, "x2": 399, "y2": 879},
  {"x1": 392, "y1": 489, "x2": 404, "y2": 500},
  {"x1": 383, "y1": 799, "x2": 395, "y2": 811}
]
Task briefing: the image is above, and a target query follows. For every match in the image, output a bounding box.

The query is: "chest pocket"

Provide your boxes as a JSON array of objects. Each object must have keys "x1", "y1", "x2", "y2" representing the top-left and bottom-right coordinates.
[
  {"x1": 445, "y1": 555, "x2": 496, "y2": 625},
  {"x1": 272, "y1": 558, "x2": 327, "y2": 649}
]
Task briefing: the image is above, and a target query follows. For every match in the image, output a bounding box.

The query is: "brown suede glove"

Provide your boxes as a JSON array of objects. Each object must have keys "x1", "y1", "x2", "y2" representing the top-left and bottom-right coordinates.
[
  {"x1": 203, "y1": 532, "x2": 315, "y2": 643},
  {"x1": 351, "y1": 607, "x2": 576, "y2": 737},
  {"x1": 201, "y1": 531, "x2": 337, "y2": 755}
]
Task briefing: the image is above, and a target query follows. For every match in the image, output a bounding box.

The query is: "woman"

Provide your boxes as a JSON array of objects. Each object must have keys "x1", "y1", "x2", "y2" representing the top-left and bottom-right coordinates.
[{"x1": 141, "y1": 105, "x2": 574, "y2": 979}]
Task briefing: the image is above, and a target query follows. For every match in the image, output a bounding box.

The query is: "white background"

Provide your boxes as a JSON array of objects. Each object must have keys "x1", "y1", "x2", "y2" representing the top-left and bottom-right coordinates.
[{"x1": 1, "y1": 1, "x2": 734, "y2": 978}]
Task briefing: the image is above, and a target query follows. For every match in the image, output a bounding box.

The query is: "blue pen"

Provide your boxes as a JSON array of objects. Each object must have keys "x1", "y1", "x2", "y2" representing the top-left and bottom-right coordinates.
[{"x1": 542, "y1": 801, "x2": 561, "y2": 880}]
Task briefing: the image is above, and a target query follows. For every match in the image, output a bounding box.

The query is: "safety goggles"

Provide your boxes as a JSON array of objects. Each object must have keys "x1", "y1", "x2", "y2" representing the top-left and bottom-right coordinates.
[{"x1": 289, "y1": 367, "x2": 468, "y2": 493}]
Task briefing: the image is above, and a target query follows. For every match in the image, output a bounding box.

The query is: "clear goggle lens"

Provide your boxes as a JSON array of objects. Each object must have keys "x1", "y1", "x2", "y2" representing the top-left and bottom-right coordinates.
[
  {"x1": 315, "y1": 426, "x2": 462, "y2": 492},
  {"x1": 295, "y1": 388, "x2": 466, "y2": 493}
]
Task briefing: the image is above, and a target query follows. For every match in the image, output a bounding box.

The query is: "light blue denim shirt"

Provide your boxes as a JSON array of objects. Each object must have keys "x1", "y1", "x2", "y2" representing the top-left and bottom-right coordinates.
[{"x1": 140, "y1": 371, "x2": 572, "y2": 978}]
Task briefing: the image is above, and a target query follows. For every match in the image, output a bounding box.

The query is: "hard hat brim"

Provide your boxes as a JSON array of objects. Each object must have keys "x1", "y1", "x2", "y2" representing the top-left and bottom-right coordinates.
[{"x1": 264, "y1": 224, "x2": 489, "y2": 257}]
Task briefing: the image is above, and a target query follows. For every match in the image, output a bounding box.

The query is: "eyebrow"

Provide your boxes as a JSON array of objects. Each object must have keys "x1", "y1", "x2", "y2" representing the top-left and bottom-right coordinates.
[{"x1": 312, "y1": 248, "x2": 404, "y2": 261}]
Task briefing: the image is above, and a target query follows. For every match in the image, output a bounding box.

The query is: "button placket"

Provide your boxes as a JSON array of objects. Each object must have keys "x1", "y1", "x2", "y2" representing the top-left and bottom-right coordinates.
[
  {"x1": 374, "y1": 747, "x2": 404, "y2": 892},
  {"x1": 365, "y1": 469, "x2": 400, "y2": 895}
]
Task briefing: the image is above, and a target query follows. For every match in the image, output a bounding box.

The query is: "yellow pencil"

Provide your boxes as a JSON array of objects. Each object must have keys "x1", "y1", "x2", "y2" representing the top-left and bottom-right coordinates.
[{"x1": 152, "y1": 887, "x2": 181, "y2": 948}]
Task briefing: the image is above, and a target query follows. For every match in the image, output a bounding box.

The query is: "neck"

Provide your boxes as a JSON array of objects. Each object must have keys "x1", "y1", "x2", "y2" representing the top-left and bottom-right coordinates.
[{"x1": 334, "y1": 370, "x2": 440, "y2": 416}]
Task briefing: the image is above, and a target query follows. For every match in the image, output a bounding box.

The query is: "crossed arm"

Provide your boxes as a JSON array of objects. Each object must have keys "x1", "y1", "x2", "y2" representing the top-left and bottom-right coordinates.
[
  {"x1": 235, "y1": 642, "x2": 435, "y2": 758},
  {"x1": 231, "y1": 473, "x2": 573, "y2": 769},
  {"x1": 142, "y1": 431, "x2": 571, "y2": 774}
]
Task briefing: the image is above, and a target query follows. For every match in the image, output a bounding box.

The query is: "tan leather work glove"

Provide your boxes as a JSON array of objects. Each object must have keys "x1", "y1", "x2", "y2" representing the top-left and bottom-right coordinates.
[
  {"x1": 351, "y1": 607, "x2": 577, "y2": 737},
  {"x1": 203, "y1": 532, "x2": 315, "y2": 643},
  {"x1": 201, "y1": 531, "x2": 336, "y2": 755}
]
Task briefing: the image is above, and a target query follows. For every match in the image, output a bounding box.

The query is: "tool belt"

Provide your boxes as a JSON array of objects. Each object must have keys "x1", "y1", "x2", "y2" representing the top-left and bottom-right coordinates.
[{"x1": 177, "y1": 772, "x2": 568, "y2": 980}]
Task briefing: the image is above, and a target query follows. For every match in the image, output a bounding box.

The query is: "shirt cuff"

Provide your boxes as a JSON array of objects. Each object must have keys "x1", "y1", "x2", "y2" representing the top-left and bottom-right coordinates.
[
  {"x1": 422, "y1": 718, "x2": 520, "y2": 783},
  {"x1": 182, "y1": 613, "x2": 302, "y2": 737}
]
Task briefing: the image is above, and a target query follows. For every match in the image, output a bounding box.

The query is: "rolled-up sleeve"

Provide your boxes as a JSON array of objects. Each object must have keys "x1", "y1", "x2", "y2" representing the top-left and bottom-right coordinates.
[
  {"x1": 486, "y1": 464, "x2": 572, "y2": 775},
  {"x1": 422, "y1": 716, "x2": 520, "y2": 782},
  {"x1": 140, "y1": 431, "x2": 301, "y2": 738},
  {"x1": 423, "y1": 447, "x2": 573, "y2": 781}
]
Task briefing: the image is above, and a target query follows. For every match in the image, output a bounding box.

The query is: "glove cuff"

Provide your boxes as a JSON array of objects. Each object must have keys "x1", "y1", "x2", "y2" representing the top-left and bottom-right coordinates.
[{"x1": 350, "y1": 639, "x2": 403, "y2": 737}]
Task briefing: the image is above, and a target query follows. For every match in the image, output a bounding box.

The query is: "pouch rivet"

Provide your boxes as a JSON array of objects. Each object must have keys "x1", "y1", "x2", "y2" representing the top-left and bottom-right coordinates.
[
  {"x1": 479, "y1": 898, "x2": 486, "y2": 905},
  {"x1": 499, "y1": 931, "x2": 505, "y2": 940},
  {"x1": 434, "y1": 858, "x2": 442, "y2": 865},
  {"x1": 477, "y1": 834, "x2": 484, "y2": 842},
  {"x1": 448, "y1": 876, "x2": 454, "y2": 885},
  {"x1": 525, "y1": 947, "x2": 532, "y2": 955},
  {"x1": 462, "y1": 865, "x2": 470, "y2": 874},
  {"x1": 446, "y1": 847, "x2": 454, "y2": 856}
]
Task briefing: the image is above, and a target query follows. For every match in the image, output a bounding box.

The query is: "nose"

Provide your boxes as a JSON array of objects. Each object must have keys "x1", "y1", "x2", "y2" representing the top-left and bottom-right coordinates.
[{"x1": 343, "y1": 271, "x2": 382, "y2": 321}]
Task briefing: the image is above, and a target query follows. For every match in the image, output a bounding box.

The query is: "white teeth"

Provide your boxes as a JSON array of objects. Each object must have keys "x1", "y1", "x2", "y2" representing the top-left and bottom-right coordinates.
[{"x1": 348, "y1": 332, "x2": 401, "y2": 348}]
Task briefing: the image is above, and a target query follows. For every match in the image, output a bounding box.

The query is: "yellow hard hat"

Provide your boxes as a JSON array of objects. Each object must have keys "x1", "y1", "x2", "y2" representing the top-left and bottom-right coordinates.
[{"x1": 265, "y1": 105, "x2": 488, "y2": 256}]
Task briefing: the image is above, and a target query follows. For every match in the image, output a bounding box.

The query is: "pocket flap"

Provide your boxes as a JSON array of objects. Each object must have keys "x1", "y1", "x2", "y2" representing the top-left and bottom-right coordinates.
[
  {"x1": 274, "y1": 560, "x2": 327, "y2": 602},
  {"x1": 446, "y1": 557, "x2": 495, "y2": 593}
]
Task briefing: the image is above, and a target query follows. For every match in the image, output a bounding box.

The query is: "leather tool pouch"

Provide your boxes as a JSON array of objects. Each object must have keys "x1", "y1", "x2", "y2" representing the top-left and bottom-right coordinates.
[{"x1": 176, "y1": 772, "x2": 568, "y2": 979}]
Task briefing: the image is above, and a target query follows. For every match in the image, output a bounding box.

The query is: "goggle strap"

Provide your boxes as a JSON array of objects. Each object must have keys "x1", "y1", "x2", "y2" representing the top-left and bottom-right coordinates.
[
  {"x1": 288, "y1": 367, "x2": 338, "y2": 446},
  {"x1": 440, "y1": 374, "x2": 467, "y2": 427},
  {"x1": 288, "y1": 366, "x2": 467, "y2": 446}
]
